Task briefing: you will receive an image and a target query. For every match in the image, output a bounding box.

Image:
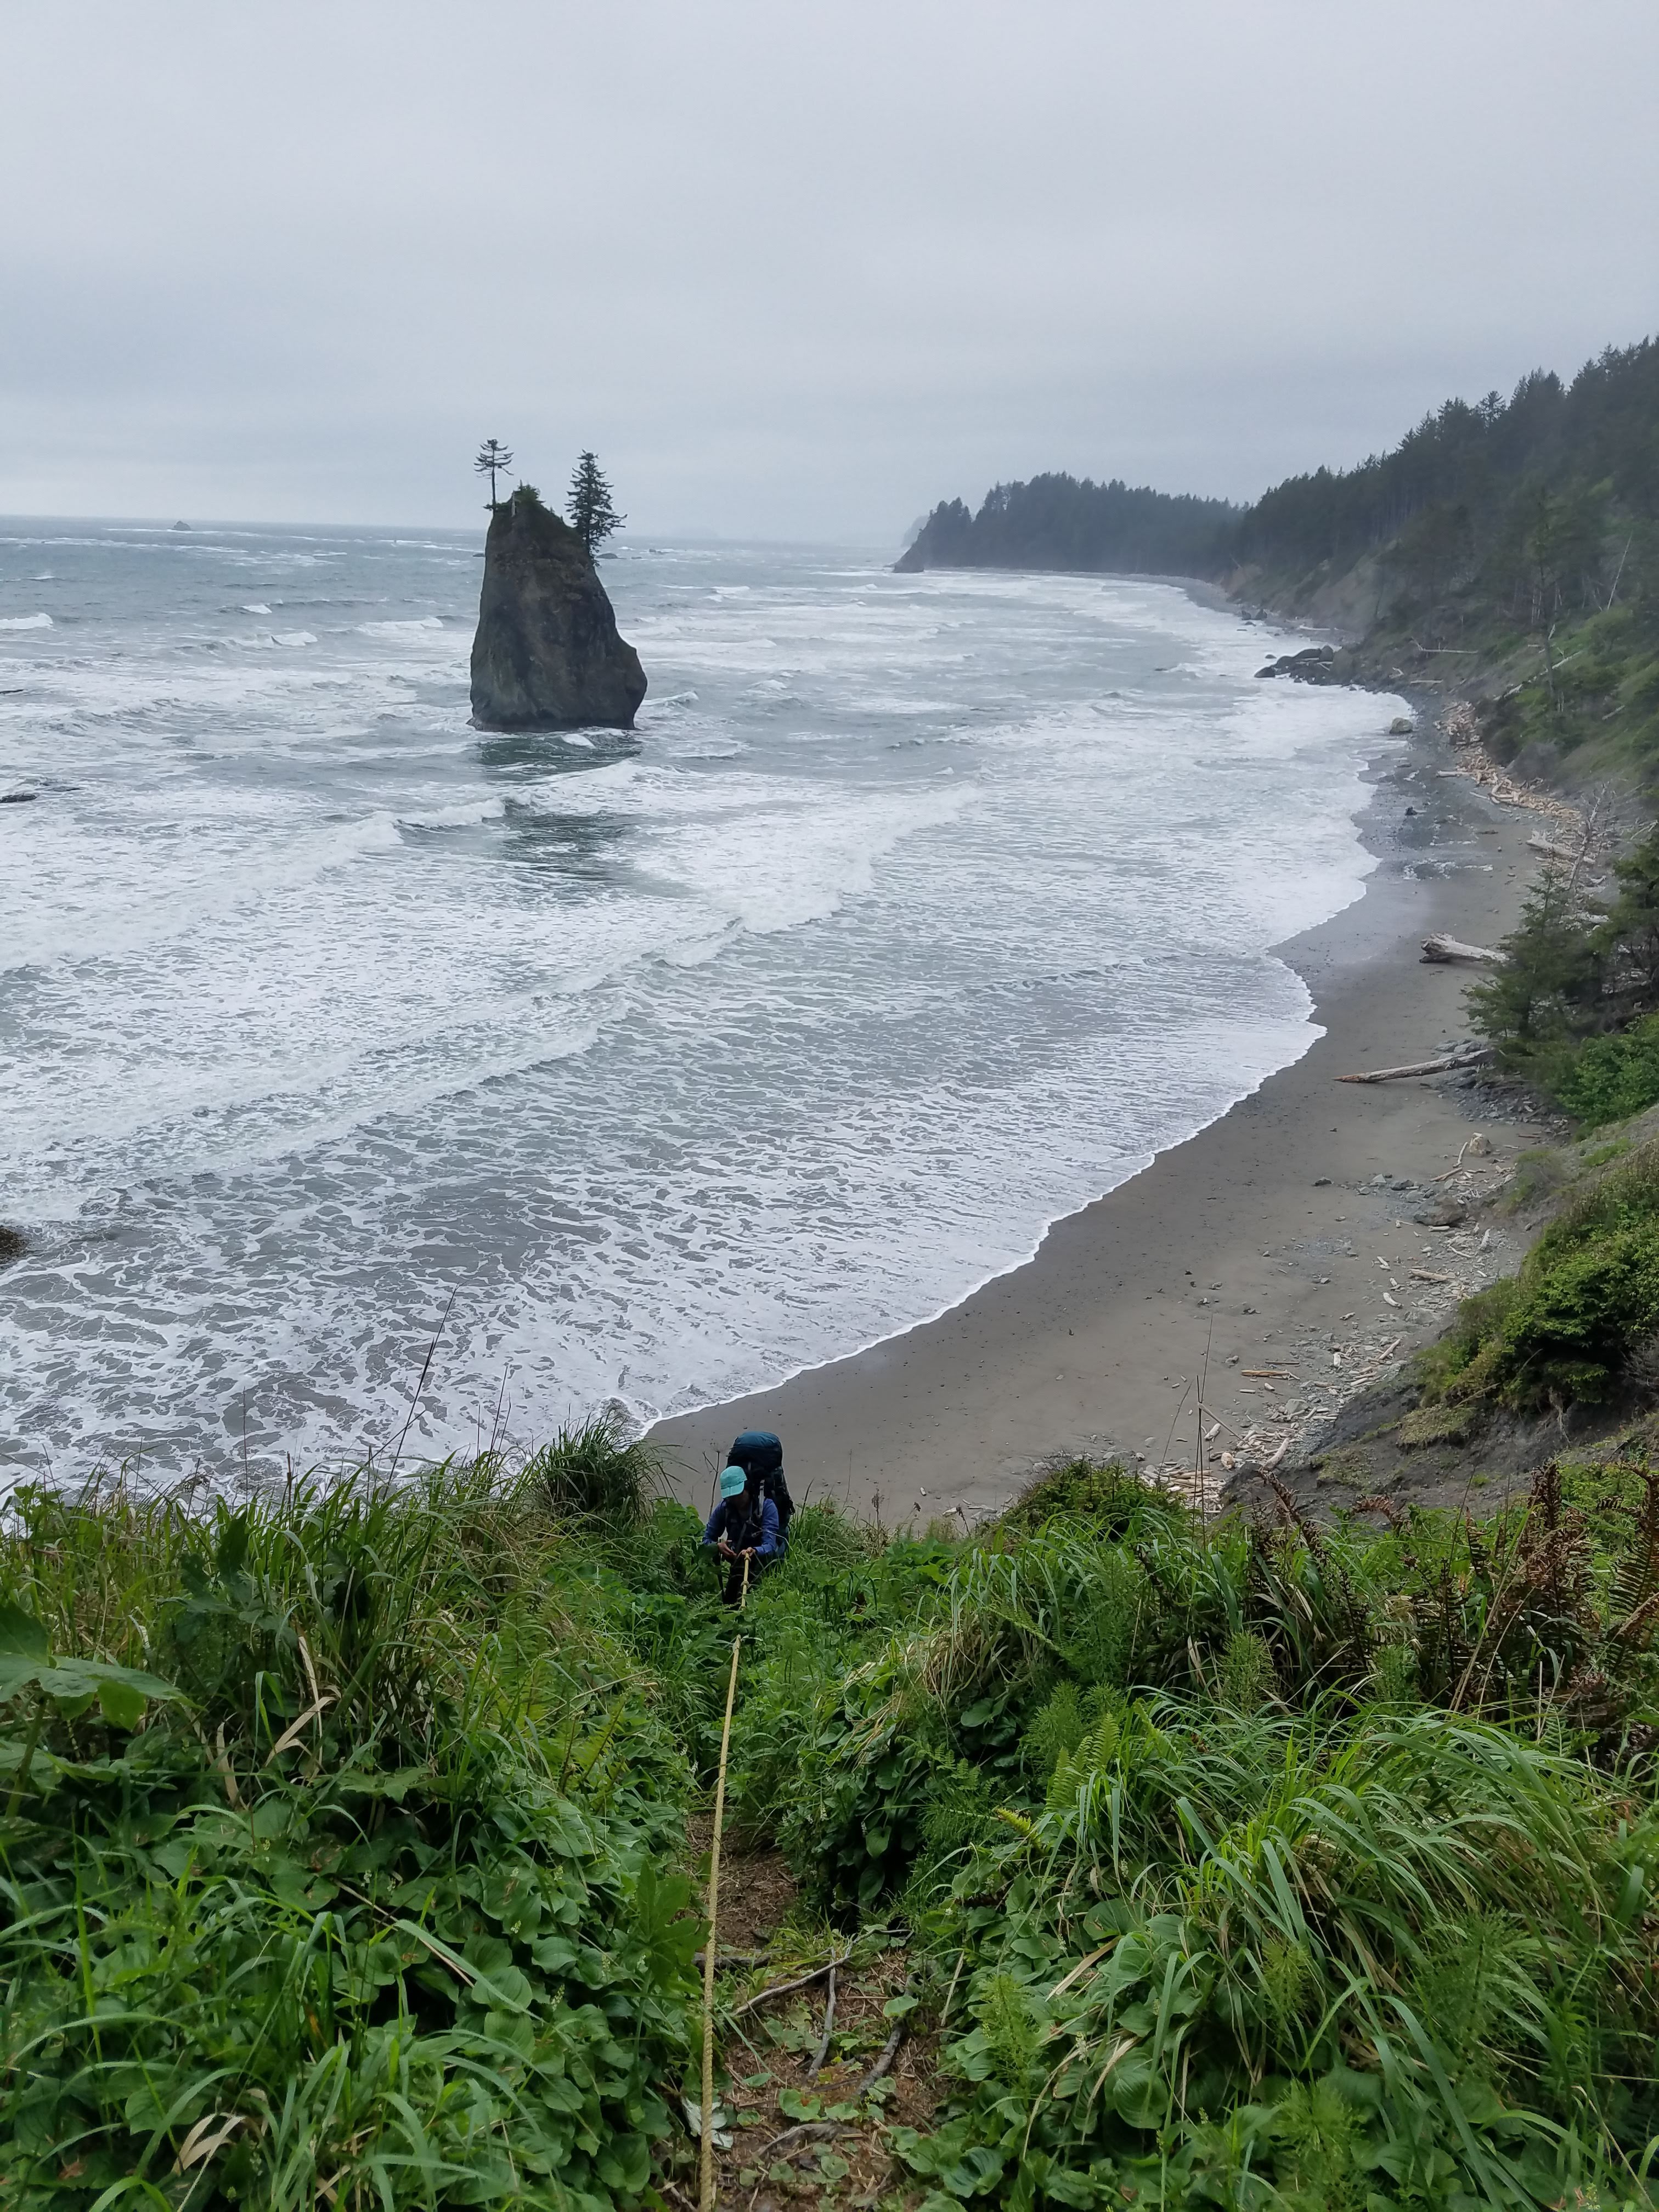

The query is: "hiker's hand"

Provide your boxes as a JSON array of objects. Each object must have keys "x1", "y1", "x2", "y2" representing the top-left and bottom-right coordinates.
[{"x1": 718, "y1": 1539, "x2": 736, "y2": 1560}]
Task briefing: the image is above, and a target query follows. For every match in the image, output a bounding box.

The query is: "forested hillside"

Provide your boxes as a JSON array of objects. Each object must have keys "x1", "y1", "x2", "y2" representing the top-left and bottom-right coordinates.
[
  {"x1": 900, "y1": 336, "x2": 1659, "y2": 783},
  {"x1": 894, "y1": 475, "x2": 1237, "y2": 578},
  {"x1": 1238, "y1": 340, "x2": 1659, "y2": 583}
]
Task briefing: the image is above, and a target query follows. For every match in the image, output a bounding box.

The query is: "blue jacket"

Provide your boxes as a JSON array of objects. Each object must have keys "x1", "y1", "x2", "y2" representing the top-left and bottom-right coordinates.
[{"x1": 701, "y1": 1494, "x2": 781, "y2": 1561}]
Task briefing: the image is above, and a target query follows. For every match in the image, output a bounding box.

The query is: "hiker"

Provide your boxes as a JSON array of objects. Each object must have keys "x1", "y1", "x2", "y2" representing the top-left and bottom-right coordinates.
[
  {"x1": 725, "y1": 1429, "x2": 794, "y2": 1540},
  {"x1": 702, "y1": 1460, "x2": 781, "y2": 1605}
]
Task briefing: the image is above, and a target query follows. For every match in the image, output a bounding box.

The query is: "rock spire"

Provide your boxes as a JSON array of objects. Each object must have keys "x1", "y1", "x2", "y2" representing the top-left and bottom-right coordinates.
[{"x1": 470, "y1": 487, "x2": 646, "y2": 731}]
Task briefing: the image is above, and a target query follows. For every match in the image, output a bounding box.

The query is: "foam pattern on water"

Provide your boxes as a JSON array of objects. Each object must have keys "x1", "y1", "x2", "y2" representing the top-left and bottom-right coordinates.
[{"x1": 0, "y1": 528, "x2": 1399, "y2": 1474}]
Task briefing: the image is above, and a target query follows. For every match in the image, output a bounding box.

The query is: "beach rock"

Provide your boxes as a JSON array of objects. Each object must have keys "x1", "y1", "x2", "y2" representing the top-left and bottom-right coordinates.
[
  {"x1": 1255, "y1": 644, "x2": 1337, "y2": 682},
  {"x1": 1414, "y1": 1198, "x2": 1468, "y2": 1228},
  {"x1": 470, "y1": 487, "x2": 646, "y2": 732},
  {"x1": 1389, "y1": 716, "x2": 1414, "y2": 734}
]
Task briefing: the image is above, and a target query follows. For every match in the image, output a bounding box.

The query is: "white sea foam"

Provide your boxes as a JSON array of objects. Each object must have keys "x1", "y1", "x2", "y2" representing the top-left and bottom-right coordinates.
[
  {"x1": 396, "y1": 796, "x2": 506, "y2": 830},
  {"x1": 0, "y1": 527, "x2": 1406, "y2": 1478},
  {"x1": 0, "y1": 612, "x2": 52, "y2": 629}
]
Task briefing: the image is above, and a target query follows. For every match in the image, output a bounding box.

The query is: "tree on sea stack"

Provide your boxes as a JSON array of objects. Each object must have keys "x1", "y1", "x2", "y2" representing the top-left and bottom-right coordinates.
[
  {"x1": 473, "y1": 437, "x2": 514, "y2": 510},
  {"x1": 568, "y1": 451, "x2": 624, "y2": 558}
]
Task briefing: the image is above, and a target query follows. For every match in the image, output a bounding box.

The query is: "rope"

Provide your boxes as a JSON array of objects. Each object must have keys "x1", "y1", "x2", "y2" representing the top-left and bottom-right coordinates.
[{"x1": 700, "y1": 1633, "x2": 743, "y2": 2212}]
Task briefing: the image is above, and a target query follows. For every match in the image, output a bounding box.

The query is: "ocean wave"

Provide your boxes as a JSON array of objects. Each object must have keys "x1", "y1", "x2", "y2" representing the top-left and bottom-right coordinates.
[
  {"x1": 0, "y1": 613, "x2": 52, "y2": 630},
  {"x1": 396, "y1": 797, "x2": 506, "y2": 830},
  {"x1": 0, "y1": 536, "x2": 1404, "y2": 1477},
  {"x1": 1, "y1": 809, "x2": 404, "y2": 977}
]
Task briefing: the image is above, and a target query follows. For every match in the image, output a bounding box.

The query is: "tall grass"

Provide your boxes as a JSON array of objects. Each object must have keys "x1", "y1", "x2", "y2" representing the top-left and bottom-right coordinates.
[
  {"x1": 0, "y1": 1459, "x2": 701, "y2": 2211},
  {"x1": 774, "y1": 1462, "x2": 1659, "y2": 2208},
  {"x1": 4, "y1": 1448, "x2": 1657, "y2": 2208},
  {"x1": 523, "y1": 1412, "x2": 666, "y2": 1527}
]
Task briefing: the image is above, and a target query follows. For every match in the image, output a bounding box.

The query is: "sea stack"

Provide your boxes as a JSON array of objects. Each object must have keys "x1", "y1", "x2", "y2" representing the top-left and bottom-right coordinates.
[{"x1": 470, "y1": 486, "x2": 646, "y2": 731}]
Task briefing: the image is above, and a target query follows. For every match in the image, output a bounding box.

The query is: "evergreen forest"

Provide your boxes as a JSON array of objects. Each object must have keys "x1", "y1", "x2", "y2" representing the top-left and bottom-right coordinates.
[{"x1": 900, "y1": 337, "x2": 1659, "y2": 785}]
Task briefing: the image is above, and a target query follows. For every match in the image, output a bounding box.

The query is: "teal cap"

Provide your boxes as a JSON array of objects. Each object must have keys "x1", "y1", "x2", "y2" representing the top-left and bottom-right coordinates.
[{"x1": 719, "y1": 1465, "x2": 747, "y2": 1500}]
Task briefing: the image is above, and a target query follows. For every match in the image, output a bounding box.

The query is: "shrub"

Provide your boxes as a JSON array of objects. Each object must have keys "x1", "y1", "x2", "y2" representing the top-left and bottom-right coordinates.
[
  {"x1": 0, "y1": 1462, "x2": 701, "y2": 2211},
  {"x1": 524, "y1": 1412, "x2": 665, "y2": 1526},
  {"x1": 997, "y1": 1457, "x2": 1185, "y2": 1539},
  {"x1": 1554, "y1": 1013, "x2": 1659, "y2": 1126},
  {"x1": 1418, "y1": 1142, "x2": 1659, "y2": 1409}
]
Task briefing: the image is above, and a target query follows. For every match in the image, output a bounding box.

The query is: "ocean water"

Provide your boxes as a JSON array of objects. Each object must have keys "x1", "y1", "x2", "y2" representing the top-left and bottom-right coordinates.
[{"x1": 0, "y1": 523, "x2": 1400, "y2": 1478}]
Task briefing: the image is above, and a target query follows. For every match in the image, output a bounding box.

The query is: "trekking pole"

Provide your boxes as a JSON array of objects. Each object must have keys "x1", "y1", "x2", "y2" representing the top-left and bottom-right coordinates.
[
  {"x1": 700, "y1": 1633, "x2": 742, "y2": 2212},
  {"x1": 740, "y1": 1552, "x2": 751, "y2": 1610}
]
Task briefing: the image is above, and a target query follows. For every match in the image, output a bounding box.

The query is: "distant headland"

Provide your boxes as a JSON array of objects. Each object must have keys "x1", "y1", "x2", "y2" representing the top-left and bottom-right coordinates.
[{"x1": 898, "y1": 331, "x2": 1659, "y2": 789}]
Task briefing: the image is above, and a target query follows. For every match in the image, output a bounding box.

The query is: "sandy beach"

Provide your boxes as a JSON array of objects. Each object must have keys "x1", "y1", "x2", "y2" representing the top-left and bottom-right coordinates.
[{"x1": 650, "y1": 703, "x2": 1550, "y2": 1523}]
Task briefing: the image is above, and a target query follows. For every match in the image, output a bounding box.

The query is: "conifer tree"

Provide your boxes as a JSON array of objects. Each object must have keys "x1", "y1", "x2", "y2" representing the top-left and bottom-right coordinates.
[
  {"x1": 568, "y1": 452, "x2": 624, "y2": 557},
  {"x1": 1468, "y1": 866, "x2": 1604, "y2": 1066},
  {"x1": 473, "y1": 438, "x2": 514, "y2": 510}
]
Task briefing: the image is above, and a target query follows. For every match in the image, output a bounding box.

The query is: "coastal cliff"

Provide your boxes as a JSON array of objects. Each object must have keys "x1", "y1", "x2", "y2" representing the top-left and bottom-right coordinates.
[
  {"x1": 897, "y1": 335, "x2": 1659, "y2": 787},
  {"x1": 470, "y1": 486, "x2": 646, "y2": 731}
]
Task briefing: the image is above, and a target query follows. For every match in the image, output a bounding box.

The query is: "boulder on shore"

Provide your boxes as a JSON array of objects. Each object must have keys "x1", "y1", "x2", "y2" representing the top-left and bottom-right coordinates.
[
  {"x1": 1254, "y1": 643, "x2": 1338, "y2": 681},
  {"x1": 470, "y1": 488, "x2": 646, "y2": 731}
]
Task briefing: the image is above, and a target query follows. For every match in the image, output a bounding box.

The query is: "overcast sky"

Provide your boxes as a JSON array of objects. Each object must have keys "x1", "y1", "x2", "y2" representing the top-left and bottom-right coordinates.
[{"x1": 2, "y1": 2, "x2": 1655, "y2": 542}]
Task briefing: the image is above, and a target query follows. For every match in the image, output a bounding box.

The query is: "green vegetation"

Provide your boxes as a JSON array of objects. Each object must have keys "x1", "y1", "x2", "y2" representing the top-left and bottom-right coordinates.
[
  {"x1": 1556, "y1": 1022, "x2": 1659, "y2": 1132},
  {"x1": 1469, "y1": 820, "x2": 1659, "y2": 1126},
  {"x1": 473, "y1": 438, "x2": 515, "y2": 511},
  {"x1": 1415, "y1": 1125, "x2": 1659, "y2": 1417},
  {"x1": 766, "y1": 1459, "x2": 1659, "y2": 2211},
  {"x1": 0, "y1": 1441, "x2": 709, "y2": 2212},
  {"x1": 898, "y1": 478, "x2": 1239, "y2": 578},
  {"x1": 568, "y1": 453, "x2": 624, "y2": 559},
  {"x1": 7, "y1": 1429, "x2": 1659, "y2": 2209},
  {"x1": 904, "y1": 334, "x2": 1659, "y2": 784}
]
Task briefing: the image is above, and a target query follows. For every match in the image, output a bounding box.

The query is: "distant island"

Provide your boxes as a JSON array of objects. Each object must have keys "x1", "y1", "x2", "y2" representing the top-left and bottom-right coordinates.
[{"x1": 900, "y1": 334, "x2": 1659, "y2": 788}]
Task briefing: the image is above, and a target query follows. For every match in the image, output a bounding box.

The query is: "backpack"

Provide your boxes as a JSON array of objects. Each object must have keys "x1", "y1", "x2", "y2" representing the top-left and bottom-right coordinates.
[{"x1": 728, "y1": 1429, "x2": 792, "y2": 1538}]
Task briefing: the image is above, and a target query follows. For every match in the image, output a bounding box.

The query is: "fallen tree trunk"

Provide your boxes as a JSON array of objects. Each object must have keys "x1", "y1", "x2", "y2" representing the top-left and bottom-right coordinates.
[
  {"x1": 1530, "y1": 833, "x2": 1585, "y2": 862},
  {"x1": 1421, "y1": 934, "x2": 1506, "y2": 966},
  {"x1": 1339, "y1": 1046, "x2": 1492, "y2": 1085}
]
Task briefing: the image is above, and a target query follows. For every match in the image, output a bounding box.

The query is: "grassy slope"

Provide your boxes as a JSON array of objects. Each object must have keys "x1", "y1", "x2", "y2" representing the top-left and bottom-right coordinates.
[
  {"x1": 1288, "y1": 1103, "x2": 1659, "y2": 1519},
  {"x1": 4, "y1": 1434, "x2": 1659, "y2": 2211}
]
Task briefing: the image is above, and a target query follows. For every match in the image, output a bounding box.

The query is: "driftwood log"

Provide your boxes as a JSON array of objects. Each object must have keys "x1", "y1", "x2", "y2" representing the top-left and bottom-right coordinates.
[
  {"x1": 1339, "y1": 1046, "x2": 1492, "y2": 1085},
  {"x1": 1421, "y1": 933, "x2": 1506, "y2": 966},
  {"x1": 1529, "y1": 833, "x2": 1584, "y2": 862}
]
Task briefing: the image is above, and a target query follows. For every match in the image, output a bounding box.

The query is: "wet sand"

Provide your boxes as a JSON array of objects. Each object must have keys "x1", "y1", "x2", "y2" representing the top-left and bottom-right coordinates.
[{"x1": 650, "y1": 712, "x2": 1545, "y2": 1525}]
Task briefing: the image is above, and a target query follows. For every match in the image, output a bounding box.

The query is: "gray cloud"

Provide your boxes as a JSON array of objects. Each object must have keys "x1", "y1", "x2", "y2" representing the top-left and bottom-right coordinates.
[{"x1": 2, "y1": 0, "x2": 1655, "y2": 538}]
